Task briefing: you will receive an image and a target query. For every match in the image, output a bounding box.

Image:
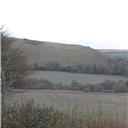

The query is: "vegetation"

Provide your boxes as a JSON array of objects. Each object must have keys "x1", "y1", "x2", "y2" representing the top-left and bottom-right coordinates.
[
  {"x1": 1, "y1": 29, "x2": 29, "y2": 91},
  {"x1": 29, "y1": 70, "x2": 128, "y2": 86},
  {"x1": 12, "y1": 38, "x2": 128, "y2": 76},
  {"x1": 13, "y1": 38, "x2": 108, "y2": 66},
  {"x1": 1, "y1": 28, "x2": 29, "y2": 124},
  {"x1": 33, "y1": 57, "x2": 128, "y2": 76},
  {"x1": 2, "y1": 100, "x2": 128, "y2": 128},
  {"x1": 99, "y1": 49, "x2": 128, "y2": 58},
  {"x1": 1, "y1": 29, "x2": 128, "y2": 128},
  {"x1": 23, "y1": 78, "x2": 128, "y2": 93}
]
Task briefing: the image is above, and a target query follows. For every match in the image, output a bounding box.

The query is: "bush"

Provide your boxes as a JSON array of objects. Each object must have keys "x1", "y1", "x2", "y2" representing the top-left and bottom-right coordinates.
[
  {"x1": 22, "y1": 78, "x2": 128, "y2": 93},
  {"x1": 2, "y1": 101, "x2": 128, "y2": 128}
]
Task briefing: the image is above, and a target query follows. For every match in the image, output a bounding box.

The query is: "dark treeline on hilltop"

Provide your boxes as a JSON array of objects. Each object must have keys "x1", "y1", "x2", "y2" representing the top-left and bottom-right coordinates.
[{"x1": 33, "y1": 57, "x2": 128, "y2": 76}]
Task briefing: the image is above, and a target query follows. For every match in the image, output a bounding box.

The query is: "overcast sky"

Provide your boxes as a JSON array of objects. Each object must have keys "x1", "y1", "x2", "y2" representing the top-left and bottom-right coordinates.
[{"x1": 0, "y1": 0, "x2": 128, "y2": 49}]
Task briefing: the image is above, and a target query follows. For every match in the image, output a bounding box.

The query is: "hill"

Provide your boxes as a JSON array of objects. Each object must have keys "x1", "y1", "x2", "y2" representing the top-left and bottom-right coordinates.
[
  {"x1": 13, "y1": 38, "x2": 108, "y2": 67},
  {"x1": 99, "y1": 49, "x2": 128, "y2": 58}
]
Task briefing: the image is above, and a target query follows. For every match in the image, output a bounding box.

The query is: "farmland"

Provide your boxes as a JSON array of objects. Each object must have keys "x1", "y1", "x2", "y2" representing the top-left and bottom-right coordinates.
[
  {"x1": 10, "y1": 90, "x2": 128, "y2": 118},
  {"x1": 2, "y1": 35, "x2": 128, "y2": 127},
  {"x1": 29, "y1": 71, "x2": 128, "y2": 85}
]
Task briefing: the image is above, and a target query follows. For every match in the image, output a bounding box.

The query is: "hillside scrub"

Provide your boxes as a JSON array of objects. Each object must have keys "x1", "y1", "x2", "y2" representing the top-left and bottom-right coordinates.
[{"x1": 2, "y1": 100, "x2": 128, "y2": 128}]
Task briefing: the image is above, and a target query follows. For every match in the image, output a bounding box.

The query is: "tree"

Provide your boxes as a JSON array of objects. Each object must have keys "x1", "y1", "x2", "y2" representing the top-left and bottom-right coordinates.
[
  {"x1": 1, "y1": 28, "x2": 29, "y2": 100},
  {"x1": 1, "y1": 28, "x2": 30, "y2": 128}
]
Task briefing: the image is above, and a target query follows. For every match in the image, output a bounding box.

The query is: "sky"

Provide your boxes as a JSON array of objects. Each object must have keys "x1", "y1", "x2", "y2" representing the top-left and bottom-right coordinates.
[{"x1": 0, "y1": 0, "x2": 128, "y2": 49}]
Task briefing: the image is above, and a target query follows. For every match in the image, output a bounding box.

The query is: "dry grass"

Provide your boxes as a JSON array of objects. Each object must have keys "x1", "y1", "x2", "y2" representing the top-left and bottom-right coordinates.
[
  {"x1": 2, "y1": 100, "x2": 128, "y2": 128},
  {"x1": 11, "y1": 90, "x2": 128, "y2": 114}
]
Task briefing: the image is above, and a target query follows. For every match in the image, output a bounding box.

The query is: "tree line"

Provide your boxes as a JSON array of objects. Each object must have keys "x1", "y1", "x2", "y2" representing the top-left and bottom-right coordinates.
[
  {"x1": 33, "y1": 57, "x2": 128, "y2": 76},
  {"x1": 22, "y1": 78, "x2": 128, "y2": 93}
]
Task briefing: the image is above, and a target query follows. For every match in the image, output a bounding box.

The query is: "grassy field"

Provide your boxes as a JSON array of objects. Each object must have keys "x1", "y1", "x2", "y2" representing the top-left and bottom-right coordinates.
[
  {"x1": 4, "y1": 92, "x2": 128, "y2": 128},
  {"x1": 10, "y1": 90, "x2": 128, "y2": 119},
  {"x1": 29, "y1": 71, "x2": 128, "y2": 85}
]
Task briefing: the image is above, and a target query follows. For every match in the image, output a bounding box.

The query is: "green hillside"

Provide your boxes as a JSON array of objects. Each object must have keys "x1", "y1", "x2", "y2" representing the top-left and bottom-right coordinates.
[
  {"x1": 99, "y1": 49, "x2": 128, "y2": 58},
  {"x1": 13, "y1": 38, "x2": 108, "y2": 66}
]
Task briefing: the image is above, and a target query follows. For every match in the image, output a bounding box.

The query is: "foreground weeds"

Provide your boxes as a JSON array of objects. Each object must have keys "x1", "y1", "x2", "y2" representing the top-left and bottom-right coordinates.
[{"x1": 2, "y1": 100, "x2": 128, "y2": 128}]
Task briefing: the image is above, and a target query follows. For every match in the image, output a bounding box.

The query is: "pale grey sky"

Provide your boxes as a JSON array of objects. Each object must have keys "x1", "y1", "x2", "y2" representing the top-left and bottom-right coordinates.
[{"x1": 0, "y1": 0, "x2": 128, "y2": 49}]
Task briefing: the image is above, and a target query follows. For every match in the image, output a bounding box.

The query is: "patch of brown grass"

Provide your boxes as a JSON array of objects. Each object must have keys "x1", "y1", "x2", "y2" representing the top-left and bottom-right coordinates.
[{"x1": 2, "y1": 100, "x2": 128, "y2": 128}]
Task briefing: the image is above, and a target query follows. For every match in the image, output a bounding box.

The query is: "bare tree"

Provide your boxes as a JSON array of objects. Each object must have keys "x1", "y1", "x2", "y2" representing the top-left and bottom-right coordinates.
[{"x1": 1, "y1": 28, "x2": 29, "y2": 102}]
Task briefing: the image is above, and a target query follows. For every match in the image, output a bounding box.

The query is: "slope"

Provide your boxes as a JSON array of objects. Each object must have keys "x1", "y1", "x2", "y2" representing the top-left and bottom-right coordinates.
[{"x1": 13, "y1": 38, "x2": 109, "y2": 67}]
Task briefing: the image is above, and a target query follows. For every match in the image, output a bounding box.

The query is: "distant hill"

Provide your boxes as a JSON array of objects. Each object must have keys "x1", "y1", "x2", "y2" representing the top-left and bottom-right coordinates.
[
  {"x1": 13, "y1": 38, "x2": 109, "y2": 67},
  {"x1": 99, "y1": 49, "x2": 128, "y2": 58}
]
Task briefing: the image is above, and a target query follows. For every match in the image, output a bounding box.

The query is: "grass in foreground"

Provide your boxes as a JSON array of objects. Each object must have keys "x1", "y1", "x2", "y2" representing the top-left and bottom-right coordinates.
[{"x1": 2, "y1": 100, "x2": 128, "y2": 128}]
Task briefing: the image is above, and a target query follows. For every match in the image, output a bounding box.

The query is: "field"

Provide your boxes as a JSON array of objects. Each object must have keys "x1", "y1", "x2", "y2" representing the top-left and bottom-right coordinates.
[
  {"x1": 4, "y1": 90, "x2": 128, "y2": 128},
  {"x1": 29, "y1": 71, "x2": 128, "y2": 85},
  {"x1": 10, "y1": 90, "x2": 128, "y2": 118},
  {"x1": 9, "y1": 71, "x2": 128, "y2": 118}
]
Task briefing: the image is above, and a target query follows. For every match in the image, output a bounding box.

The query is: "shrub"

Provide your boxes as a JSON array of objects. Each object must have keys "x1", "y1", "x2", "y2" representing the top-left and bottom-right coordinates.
[{"x1": 2, "y1": 101, "x2": 128, "y2": 128}]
